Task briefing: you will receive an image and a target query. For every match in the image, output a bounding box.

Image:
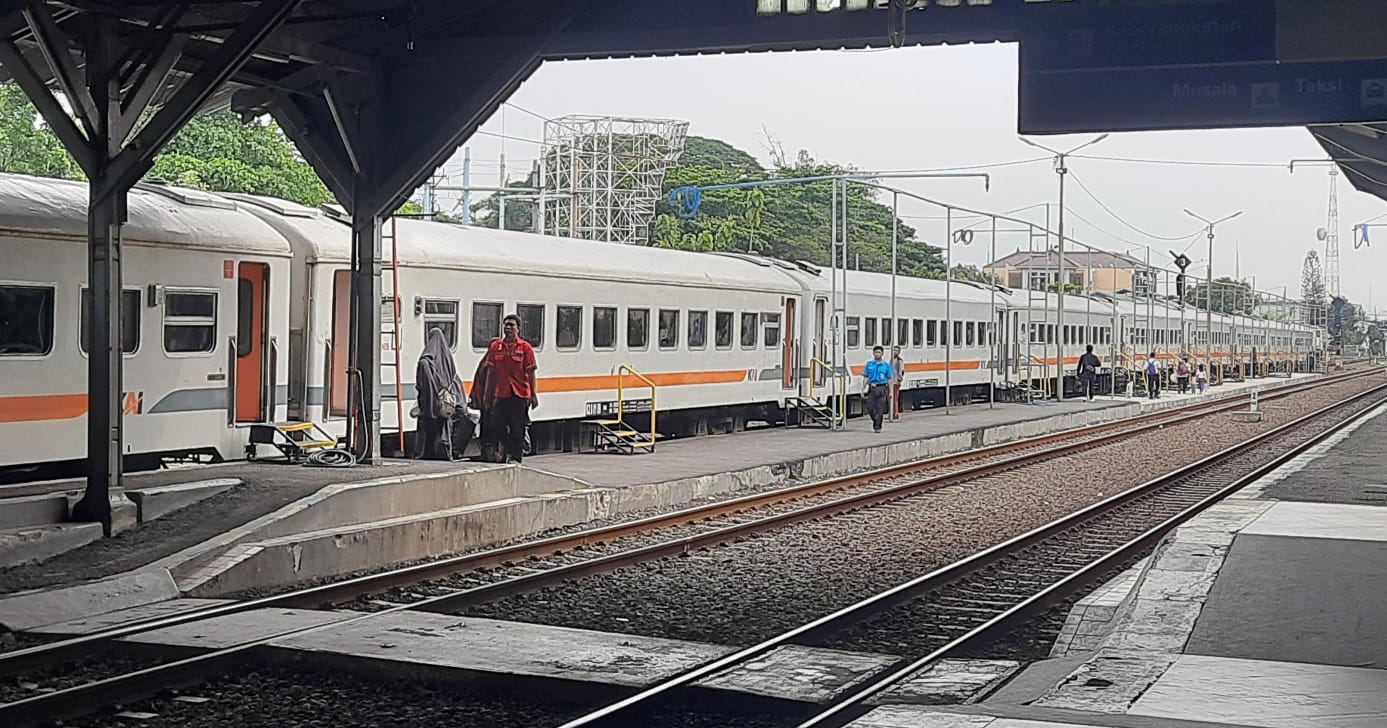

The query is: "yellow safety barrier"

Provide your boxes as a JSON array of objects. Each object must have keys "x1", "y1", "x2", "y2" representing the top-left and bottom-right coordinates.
[
  {"x1": 810, "y1": 357, "x2": 848, "y2": 425},
  {"x1": 617, "y1": 364, "x2": 657, "y2": 447}
]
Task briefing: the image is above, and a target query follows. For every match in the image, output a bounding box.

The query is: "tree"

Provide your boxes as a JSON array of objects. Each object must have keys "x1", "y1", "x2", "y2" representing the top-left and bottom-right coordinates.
[
  {"x1": 0, "y1": 84, "x2": 81, "y2": 179},
  {"x1": 148, "y1": 111, "x2": 331, "y2": 206},
  {"x1": 1184, "y1": 276, "x2": 1256, "y2": 315},
  {"x1": 652, "y1": 139, "x2": 945, "y2": 277},
  {"x1": 1300, "y1": 250, "x2": 1327, "y2": 327},
  {"x1": 468, "y1": 174, "x2": 537, "y2": 232}
]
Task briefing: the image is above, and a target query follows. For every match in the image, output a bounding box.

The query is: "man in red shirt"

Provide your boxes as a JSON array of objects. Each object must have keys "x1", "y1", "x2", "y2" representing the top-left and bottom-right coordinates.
[{"x1": 477, "y1": 313, "x2": 538, "y2": 463}]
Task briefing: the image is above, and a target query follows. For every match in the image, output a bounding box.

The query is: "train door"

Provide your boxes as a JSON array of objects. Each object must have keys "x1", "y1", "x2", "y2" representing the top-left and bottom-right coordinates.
[
  {"x1": 813, "y1": 297, "x2": 827, "y2": 386},
  {"x1": 328, "y1": 270, "x2": 351, "y2": 417},
  {"x1": 235, "y1": 262, "x2": 269, "y2": 423},
  {"x1": 995, "y1": 309, "x2": 1007, "y2": 373},
  {"x1": 782, "y1": 297, "x2": 797, "y2": 389}
]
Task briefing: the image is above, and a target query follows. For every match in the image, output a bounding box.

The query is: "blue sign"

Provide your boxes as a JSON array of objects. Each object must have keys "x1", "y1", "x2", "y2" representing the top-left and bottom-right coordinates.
[
  {"x1": 1020, "y1": 56, "x2": 1387, "y2": 134},
  {"x1": 1022, "y1": 0, "x2": 1276, "y2": 72}
]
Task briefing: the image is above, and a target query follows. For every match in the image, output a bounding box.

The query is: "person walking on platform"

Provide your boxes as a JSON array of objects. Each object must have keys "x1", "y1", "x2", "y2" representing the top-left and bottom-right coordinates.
[
  {"x1": 890, "y1": 345, "x2": 905, "y2": 419},
  {"x1": 863, "y1": 345, "x2": 894, "y2": 433},
  {"x1": 478, "y1": 314, "x2": 539, "y2": 464},
  {"x1": 1195, "y1": 363, "x2": 1209, "y2": 394},
  {"x1": 1145, "y1": 352, "x2": 1160, "y2": 400},
  {"x1": 1077, "y1": 344, "x2": 1100, "y2": 401}
]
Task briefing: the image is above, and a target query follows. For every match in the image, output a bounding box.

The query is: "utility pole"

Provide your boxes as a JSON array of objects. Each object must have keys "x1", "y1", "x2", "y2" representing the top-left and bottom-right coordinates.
[
  {"x1": 1327, "y1": 167, "x2": 1341, "y2": 297},
  {"x1": 1183, "y1": 208, "x2": 1242, "y2": 381},
  {"x1": 461, "y1": 147, "x2": 472, "y2": 224},
  {"x1": 1021, "y1": 134, "x2": 1108, "y2": 402}
]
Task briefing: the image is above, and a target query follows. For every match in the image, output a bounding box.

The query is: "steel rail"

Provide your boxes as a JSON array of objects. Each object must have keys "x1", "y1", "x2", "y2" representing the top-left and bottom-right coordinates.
[
  {"x1": 0, "y1": 368, "x2": 1369, "y2": 681},
  {"x1": 796, "y1": 385, "x2": 1387, "y2": 728},
  {"x1": 556, "y1": 382, "x2": 1387, "y2": 728},
  {"x1": 0, "y1": 372, "x2": 1372, "y2": 727}
]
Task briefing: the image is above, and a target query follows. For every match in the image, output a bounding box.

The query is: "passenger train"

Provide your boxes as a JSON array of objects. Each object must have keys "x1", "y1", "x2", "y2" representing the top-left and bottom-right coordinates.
[{"x1": 0, "y1": 173, "x2": 1322, "y2": 474}]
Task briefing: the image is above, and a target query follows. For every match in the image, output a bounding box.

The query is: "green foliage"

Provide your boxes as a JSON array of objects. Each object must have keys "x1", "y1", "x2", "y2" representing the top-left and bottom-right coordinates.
[
  {"x1": 1184, "y1": 276, "x2": 1256, "y2": 315},
  {"x1": 468, "y1": 176, "x2": 536, "y2": 231},
  {"x1": 653, "y1": 137, "x2": 945, "y2": 277},
  {"x1": 951, "y1": 264, "x2": 997, "y2": 285},
  {"x1": 0, "y1": 88, "x2": 331, "y2": 206},
  {"x1": 148, "y1": 111, "x2": 331, "y2": 206},
  {"x1": 0, "y1": 85, "x2": 81, "y2": 179}
]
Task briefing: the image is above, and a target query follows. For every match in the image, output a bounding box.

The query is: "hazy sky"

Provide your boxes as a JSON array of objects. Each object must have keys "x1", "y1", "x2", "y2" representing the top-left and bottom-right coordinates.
[{"x1": 431, "y1": 42, "x2": 1387, "y2": 312}]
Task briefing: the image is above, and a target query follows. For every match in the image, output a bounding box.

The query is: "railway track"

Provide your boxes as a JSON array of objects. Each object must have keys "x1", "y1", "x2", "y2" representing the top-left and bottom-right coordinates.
[
  {"x1": 555, "y1": 381, "x2": 1387, "y2": 728},
  {"x1": 0, "y1": 369, "x2": 1376, "y2": 726}
]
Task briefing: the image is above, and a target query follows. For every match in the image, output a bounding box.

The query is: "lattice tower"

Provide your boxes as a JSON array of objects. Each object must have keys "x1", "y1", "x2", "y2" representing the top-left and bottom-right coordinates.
[
  {"x1": 1327, "y1": 167, "x2": 1341, "y2": 298},
  {"x1": 539, "y1": 115, "x2": 689, "y2": 244}
]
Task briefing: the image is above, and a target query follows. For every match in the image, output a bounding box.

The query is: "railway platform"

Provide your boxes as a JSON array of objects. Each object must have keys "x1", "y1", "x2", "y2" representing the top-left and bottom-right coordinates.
[
  {"x1": 0, "y1": 373, "x2": 1313, "y2": 634},
  {"x1": 848, "y1": 397, "x2": 1387, "y2": 727}
]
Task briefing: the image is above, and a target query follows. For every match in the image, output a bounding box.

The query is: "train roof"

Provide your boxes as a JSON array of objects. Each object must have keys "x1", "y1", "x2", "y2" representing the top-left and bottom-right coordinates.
[
  {"x1": 831, "y1": 269, "x2": 1000, "y2": 305},
  {"x1": 0, "y1": 173, "x2": 290, "y2": 255},
  {"x1": 995, "y1": 287, "x2": 1119, "y2": 316},
  {"x1": 229, "y1": 195, "x2": 804, "y2": 293}
]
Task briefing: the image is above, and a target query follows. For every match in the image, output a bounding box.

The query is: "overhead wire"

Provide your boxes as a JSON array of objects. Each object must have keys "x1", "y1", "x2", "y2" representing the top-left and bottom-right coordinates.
[{"x1": 1067, "y1": 169, "x2": 1208, "y2": 242}]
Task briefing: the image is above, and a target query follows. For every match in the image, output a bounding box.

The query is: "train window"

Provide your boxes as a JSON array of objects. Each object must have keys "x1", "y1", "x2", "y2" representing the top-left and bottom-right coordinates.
[
  {"x1": 898, "y1": 319, "x2": 909, "y2": 349},
  {"x1": 763, "y1": 313, "x2": 781, "y2": 348},
  {"x1": 659, "y1": 309, "x2": 680, "y2": 349},
  {"x1": 865, "y1": 318, "x2": 877, "y2": 347},
  {"x1": 912, "y1": 319, "x2": 923, "y2": 348},
  {"x1": 163, "y1": 291, "x2": 217, "y2": 353},
  {"x1": 471, "y1": 302, "x2": 501, "y2": 348},
  {"x1": 927, "y1": 320, "x2": 938, "y2": 347},
  {"x1": 423, "y1": 299, "x2": 460, "y2": 349},
  {"x1": 966, "y1": 322, "x2": 976, "y2": 347},
  {"x1": 715, "y1": 311, "x2": 733, "y2": 349},
  {"x1": 593, "y1": 307, "x2": 617, "y2": 349},
  {"x1": 880, "y1": 318, "x2": 892, "y2": 347},
  {"x1": 954, "y1": 321, "x2": 964, "y2": 347},
  {"x1": 80, "y1": 288, "x2": 141, "y2": 354},
  {"x1": 740, "y1": 312, "x2": 758, "y2": 348},
  {"x1": 516, "y1": 303, "x2": 544, "y2": 349},
  {"x1": 0, "y1": 285, "x2": 54, "y2": 356},
  {"x1": 1045, "y1": 324, "x2": 1054, "y2": 344},
  {"x1": 628, "y1": 308, "x2": 650, "y2": 349},
  {"x1": 688, "y1": 310, "x2": 708, "y2": 349},
  {"x1": 556, "y1": 305, "x2": 582, "y2": 349},
  {"x1": 846, "y1": 317, "x2": 861, "y2": 348},
  {"x1": 988, "y1": 322, "x2": 996, "y2": 346}
]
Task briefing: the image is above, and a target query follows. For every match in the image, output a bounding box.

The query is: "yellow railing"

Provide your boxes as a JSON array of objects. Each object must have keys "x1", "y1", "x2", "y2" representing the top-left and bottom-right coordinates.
[
  {"x1": 809, "y1": 357, "x2": 847, "y2": 425},
  {"x1": 616, "y1": 364, "x2": 657, "y2": 445}
]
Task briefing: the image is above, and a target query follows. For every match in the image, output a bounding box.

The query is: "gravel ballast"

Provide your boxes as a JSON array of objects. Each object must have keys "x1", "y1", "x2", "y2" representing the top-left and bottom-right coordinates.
[{"x1": 461, "y1": 377, "x2": 1383, "y2": 648}]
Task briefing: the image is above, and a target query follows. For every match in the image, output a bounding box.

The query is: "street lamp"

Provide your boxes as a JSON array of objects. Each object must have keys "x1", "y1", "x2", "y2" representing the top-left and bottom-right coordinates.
[
  {"x1": 1020, "y1": 134, "x2": 1108, "y2": 401},
  {"x1": 1183, "y1": 208, "x2": 1242, "y2": 378}
]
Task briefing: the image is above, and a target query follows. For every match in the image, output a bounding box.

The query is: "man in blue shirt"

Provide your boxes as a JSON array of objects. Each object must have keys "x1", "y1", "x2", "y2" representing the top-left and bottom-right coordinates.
[{"x1": 863, "y1": 345, "x2": 894, "y2": 433}]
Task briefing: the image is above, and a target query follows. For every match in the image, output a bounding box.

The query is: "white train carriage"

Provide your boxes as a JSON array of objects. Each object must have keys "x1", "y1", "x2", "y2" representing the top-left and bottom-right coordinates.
[
  {"x1": 0, "y1": 175, "x2": 291, "y2": 472},
  {"x1": 234, "y1": 198, "x2": 808, "y2": 452},
  {"x1": 997, "y1": 289, "x2": 1119, "y2": 397},
  {"x1": 811, "y1": 271, "x2": 1004, "y2": 408}
]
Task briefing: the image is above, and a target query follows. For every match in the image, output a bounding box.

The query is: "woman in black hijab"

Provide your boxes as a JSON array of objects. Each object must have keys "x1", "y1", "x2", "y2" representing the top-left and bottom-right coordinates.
[{"x1": 414, "y1": 327, "x2": 463, "y2": 459}]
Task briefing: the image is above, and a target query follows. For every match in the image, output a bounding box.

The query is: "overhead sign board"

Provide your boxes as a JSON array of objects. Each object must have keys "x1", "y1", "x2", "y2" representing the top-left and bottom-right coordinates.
[
  {"x1": 1021, "y1": 57, "x2": 1387, "y2": 133},
  {"x1": 1019, "y1": 0, "x2": 1387, "y2": 133}
]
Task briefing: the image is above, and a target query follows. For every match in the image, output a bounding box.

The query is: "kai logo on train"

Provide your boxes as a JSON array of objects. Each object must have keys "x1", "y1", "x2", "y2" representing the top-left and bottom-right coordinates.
[{"x1": 123, "y1": 391, "x2": 144, "y2": 415}]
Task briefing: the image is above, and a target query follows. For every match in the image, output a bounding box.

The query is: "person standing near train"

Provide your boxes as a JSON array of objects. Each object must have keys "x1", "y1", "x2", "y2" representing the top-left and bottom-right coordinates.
[
  {"x1": 476, "y1": 314, "x2": 539, "y2": 464},
  {"x1": 1077, "y1": 344, "x2": 1101, "y2": 401},
  {"x1": 863, "y1": 345, "x2": 894, "y2": 433},
  {"x1": 890, "y1": 345, "x2": 905, "y2": 419}
]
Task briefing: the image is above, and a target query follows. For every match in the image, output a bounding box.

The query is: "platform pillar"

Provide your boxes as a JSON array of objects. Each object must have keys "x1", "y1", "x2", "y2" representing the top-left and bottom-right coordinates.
[{"x1": 347, "y1": 210, "x2": 383, "y2": 463}]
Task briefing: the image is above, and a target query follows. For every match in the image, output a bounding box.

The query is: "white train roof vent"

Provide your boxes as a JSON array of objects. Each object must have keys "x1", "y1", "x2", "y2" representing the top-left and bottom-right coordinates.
[
  {"x1": 218, "y1": 192, "x2": 317, "y2": 218},
  {"x1": 711, "y1": 251, "x2": 774, "y2": 267},
  {"x1": 792, "y1": 260, "x2": 822, "y2": 276},
  {"x1": 319, "y1": 203, "x2": 350, "y2": 223},
  {"x1": 134, "y1": 180, "x2": 236, "y2": 210}
]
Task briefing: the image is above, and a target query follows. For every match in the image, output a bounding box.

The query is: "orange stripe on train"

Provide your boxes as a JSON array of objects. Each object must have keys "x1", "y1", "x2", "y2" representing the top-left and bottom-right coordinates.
[{"x1": 0, "y1": 394, "x2": 88, "y2": 423}]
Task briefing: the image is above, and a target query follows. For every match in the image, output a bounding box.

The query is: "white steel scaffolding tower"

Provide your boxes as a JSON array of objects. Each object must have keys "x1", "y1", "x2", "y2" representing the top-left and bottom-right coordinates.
[{"x1": 538, "y1": 115, "x2": 689, "y2": 243}]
